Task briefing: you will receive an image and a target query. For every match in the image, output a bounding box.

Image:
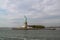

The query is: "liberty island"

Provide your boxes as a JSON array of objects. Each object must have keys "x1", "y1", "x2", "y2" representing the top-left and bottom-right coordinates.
[{"x1": 12, "y1": 16, "x2": 45, "y2": 30}]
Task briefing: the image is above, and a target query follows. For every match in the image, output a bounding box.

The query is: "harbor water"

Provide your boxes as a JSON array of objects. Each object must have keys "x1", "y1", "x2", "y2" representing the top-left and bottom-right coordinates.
[{"x1": 0, "y1": 29, "x2": 60, "y2": 40}]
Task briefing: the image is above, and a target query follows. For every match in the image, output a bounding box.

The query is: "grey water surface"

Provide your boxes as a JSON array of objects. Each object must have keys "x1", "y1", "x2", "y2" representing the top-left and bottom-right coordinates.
[{"x1": 0, "y1": 29, "x2": 60, "y2": 40}]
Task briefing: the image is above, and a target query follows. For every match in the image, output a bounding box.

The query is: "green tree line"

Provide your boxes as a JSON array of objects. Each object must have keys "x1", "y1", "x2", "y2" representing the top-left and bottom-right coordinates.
[{"x1": 28, "y1": 25, "x2": 45, "y2": 29}]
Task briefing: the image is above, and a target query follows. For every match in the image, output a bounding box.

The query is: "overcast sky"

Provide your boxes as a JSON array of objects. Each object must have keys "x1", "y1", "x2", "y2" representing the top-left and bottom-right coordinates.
[{"x1": 0, "y1": 0, "x2": 60, "y2": 27}]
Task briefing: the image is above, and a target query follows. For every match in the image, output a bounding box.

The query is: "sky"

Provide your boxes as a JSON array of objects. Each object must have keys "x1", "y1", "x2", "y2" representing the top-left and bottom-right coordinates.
[{"x1": 0, "y1": 0, "x2": 60, "y2": 27}]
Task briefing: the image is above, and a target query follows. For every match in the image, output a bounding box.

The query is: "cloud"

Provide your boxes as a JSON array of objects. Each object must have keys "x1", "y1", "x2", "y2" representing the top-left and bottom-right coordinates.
[{"x1": 0, "y1": 0, "x2": 60, "y2": 27}]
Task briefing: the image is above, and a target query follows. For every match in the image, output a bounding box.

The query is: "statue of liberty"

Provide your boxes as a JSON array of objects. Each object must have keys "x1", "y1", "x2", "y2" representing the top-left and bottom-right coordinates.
[{"x1": 24, "y1": 16, "x2": 27, "y2": 29}]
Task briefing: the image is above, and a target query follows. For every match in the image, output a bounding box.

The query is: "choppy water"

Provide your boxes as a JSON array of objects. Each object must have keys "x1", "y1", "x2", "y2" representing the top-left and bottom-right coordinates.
[{"x1": 0, "y1": 29, "x2": 60, "y2": 40}]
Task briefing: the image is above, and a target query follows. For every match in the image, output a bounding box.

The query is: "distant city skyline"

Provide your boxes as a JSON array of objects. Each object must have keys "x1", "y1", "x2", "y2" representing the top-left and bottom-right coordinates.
[{"x1": 0, "y1": 0, "x2": 60, "y2": 27}]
